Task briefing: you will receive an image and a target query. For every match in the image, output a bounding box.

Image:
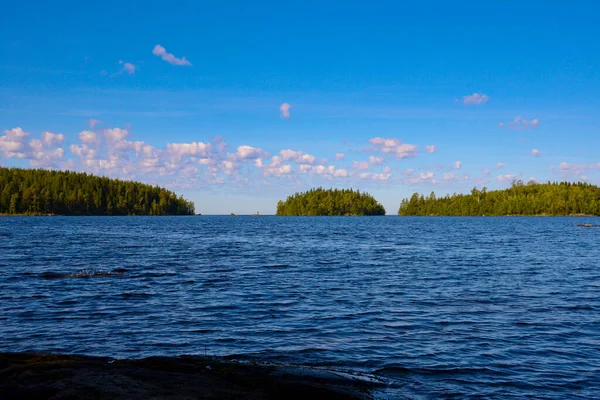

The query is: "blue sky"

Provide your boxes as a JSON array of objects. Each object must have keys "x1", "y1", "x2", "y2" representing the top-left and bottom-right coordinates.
[{"x1": 1, "y1": 1, "x2": 599, "y2": 214}]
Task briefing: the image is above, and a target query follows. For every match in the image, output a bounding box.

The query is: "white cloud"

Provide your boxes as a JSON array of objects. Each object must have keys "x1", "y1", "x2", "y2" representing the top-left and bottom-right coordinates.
[
  {"x1": 29, "y1": 147, "x2": 64, "y2": 167},
  {"x1": 79, "y1": 130, "x2": 98, "y2": 145},
  {"x1": 496, "y1": 163, "x2": 506, "y2": 169},
  {"x1": 166, "y1": 142, "x2": 212, "y2": 158},
  {"x1": 236, "y1": 145, "x2": 266, "y2": 159},
  {"x1": 280, "y1": 149, "x2": 316, "y2": 164},
  {"x1": 298, "y1": 164, "x2": 312, "y2": 173},
  {"x1": 152, "y1": 44, "x2": 192, "y2": 66},
  {"x1": 497, "y1": 174, "x2": 517, "y2": 182},
  {"x1": 424, "y1": 145, "x2": 436, "y2": 153},
  {"x1": 279, "y1": 103, "x2": 291, "y2": 118},
  {"x1": 41, "y1": 131, "x2": 64, "y2": 147},
  {"x1": 70, "y1": 144, "x2": 96, "y2": 160},
  {"x1": 557, "y1": 162, "x2": 600, "y2": 175},
  {"x1": 462, "y1": 92, "x2": 489, "y2": 105},
  {"x1": 88, "y1": 119, "x2": 101, "y2": 129},
  {"x1": 305, "y1": 164, "x2": 349, "y2": 179},
  {"x1": 104, "y1": 128, "x2": 129, "y2": 142},
  {"x1": 499, "y1": 116, "x2": 540, "y2": 130},
  {"x1": 1, "y1": 127, "x2": 65, "y2": 166},
  {"x1": 454, "y1": 161, "x2": 462, "y2": 169},
  {"x1": 257, "y1": 156, "x2": 294, "y2": 177},
  {"x1": 402, "y1": 169, "x2": 437, "y2": 184},
  {"x1": 369, "y1": 137, "x2": 418, "y2": 159},
  {"x1": 221, "y1": 160, "x2": 238, "y2": 175},
  {"x1": 368, "y1": 156, "x2": 383, "y2": 165},
  {"x1": 335, "y1": 153, "x2": 346, "y2": 160},
  {"x1": 353, "y1": 161, "x2": 370, "y2": 170},
  {"x1": 0, "y1": 127, "x2": 29, "y2": 155},
  {"x1": 443, "y1": 172, "x2": 456, "y2": 180},
  {"x1": 532, "y1": 149, "x2": 541, "y2": 157},
  {"x1": 360, "y1": 172, "x2": 391, "y2": 181},
  {"x1": 119, "y1": 60, "x2": 136, "y2": 75}
]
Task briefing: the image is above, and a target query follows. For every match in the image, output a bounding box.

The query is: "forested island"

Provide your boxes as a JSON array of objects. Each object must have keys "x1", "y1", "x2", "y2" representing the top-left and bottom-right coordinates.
[
  {"x1": 398, "y1": 181, "x2": 600, "y2": 216},
  {"x1": 0, "y1": 167, "x2": 195, "y2": 216},
  {"x1": 276, "y1": 188, "x2": 386, "y2": 216}
]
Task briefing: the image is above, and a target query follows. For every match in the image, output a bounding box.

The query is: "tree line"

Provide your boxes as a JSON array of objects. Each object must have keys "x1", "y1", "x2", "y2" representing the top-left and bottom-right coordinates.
[
  {"x1": 276, "y1": 187, "x2": 386, "y2": 216},
  {"x1": 0, "y1": 167, "x2": 195, "y2": 215},
  {"x1": 398, "y1": 181, "x2": 600, "y2": 216}
]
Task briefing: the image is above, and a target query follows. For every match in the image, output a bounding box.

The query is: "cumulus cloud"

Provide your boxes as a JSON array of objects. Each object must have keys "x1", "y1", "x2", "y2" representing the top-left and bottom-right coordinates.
[
  {"x1": 104, "y1": 128, "x2": 129, "y2": 142},
  {"x1": 497, "y1": 174, "x2": 517, "y2": 182},
  {"x1": 1, "y1": 124, "x2": 446, "y2": 190},
  {"x1": 1, "y1": 127, "x2": 64, "y2": 166},
  {"x1": 0, "y1": 127, "x2": 29, "y2": 155},
  {"x1": 280, "y1": 149, "x2": 316, "y2": 164},
  {"x1": 152, "y1": 44, "x2": 192, "y2": 66},
  {"x1": 79, "y1": 130, "x2": 98, "y2": 145},
  {"x1": 496, "y1": 163, "x2": 506, "y2": 169},
  {"x1": 368, "y1": 156, "x2": 384, "y2": 165},
  {"x1": 369, "y1": 137, "x2": 418, "y2": 159},
  {"x1": 279, "y1": 103, "x2": 291, "y2": 118},
  {"x1": 88, "y1": 119, "x2": 101, "y2": 129},
  {"x1": 360, "y1": 172, "x2": 391, "y2": 181},
  {"x1": 401, "y1": 169, "x2": 438, "y2": 184},
  {"x1": 556, "y1": 162, "x2": 600, "y2": 176},
  {"x1": 462, "y1": 92, "x2": 489, "y2": 105},
  {"x1": 419, "y1": 172, "x2": 435, "y2": 180},
  {"x1": 454, "y1": 161, "x2": 462, "y2": 169},
  {"x1": 335, "y1": 153, "x2": 346, "y2": 160},
  {"x1": 424, "y1": 145, "x2": 436, "y2": 154},
  {"x1": 236, "y1": 145, "x2": 266, "y2": 159},
  {"x1": 353, "y1": 161, "x2": 370, "y2": 170},
  {"x1": 166, "y1": 142, "x2": 212, "y2": 158},
  {"x1": 303, "y1": 164, "x2": 349, "y2": 179},
  {"x1": 499, "y1": 116, "x2": 540, "y2": 130},
  {"x1": 256, "y1": 156, "x2": 294, "y2": 177},
  {"x1": 443, "y1": 172, "x2": 456, "y2": 181},
  {"x1": 532, "y1": 149, "x2": 541, "y2": 157},
  {"x1": 119, "y1": 60, "x2": 136, "y2": 75},
  {"x1": 41, "y1": 132, "x2": 64, "y2": 147}
]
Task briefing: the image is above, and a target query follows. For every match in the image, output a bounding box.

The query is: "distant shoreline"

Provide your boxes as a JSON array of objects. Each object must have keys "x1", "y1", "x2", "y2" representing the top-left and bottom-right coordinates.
[
  {"x1": 0, "y1": 352, "x2": 377, "y2": 400},
  {"x1": 1, "y1": 214, "x2": 598, "y2": 217}
]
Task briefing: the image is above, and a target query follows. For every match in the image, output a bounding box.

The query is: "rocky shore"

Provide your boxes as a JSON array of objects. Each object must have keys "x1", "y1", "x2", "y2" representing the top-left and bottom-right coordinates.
[{"x1": 0, "y1": 353, "x2": 379, "y2": 399}]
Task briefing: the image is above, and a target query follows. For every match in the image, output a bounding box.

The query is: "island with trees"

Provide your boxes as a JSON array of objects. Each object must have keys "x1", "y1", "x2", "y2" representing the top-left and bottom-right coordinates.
[
  {"x1": 398, "y1": 181, "x2": 600, "y2": 216},
  {"x1": 276, "y1": 188, "x2": 386, "y2": 216},
  {"x1": 0, "y1": 167, "x2": 195, "y2": 216}
]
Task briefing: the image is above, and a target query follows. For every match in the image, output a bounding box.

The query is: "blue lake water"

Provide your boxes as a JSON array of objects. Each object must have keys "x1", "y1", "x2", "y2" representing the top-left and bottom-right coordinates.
[{"x1": 1, "y1": 216, "x2": 599, "y2": 398}]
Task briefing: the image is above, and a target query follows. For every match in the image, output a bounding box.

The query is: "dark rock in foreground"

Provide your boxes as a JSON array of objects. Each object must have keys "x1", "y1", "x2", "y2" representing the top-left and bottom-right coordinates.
[{"x1": 0, "y1": 353, "x2": 378, "y2": 399}]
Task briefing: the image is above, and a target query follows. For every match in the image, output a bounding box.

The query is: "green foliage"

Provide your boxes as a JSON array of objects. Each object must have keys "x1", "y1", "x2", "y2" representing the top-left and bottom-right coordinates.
[
  {"x1": 276, "y1": 187, "x2": 386, "y2": 216},
  {"x1": 398, "y1": 180, "x2": 600, "y2": 216},
  {"x1": 0, "y1": 167, "x2": 195, "y2": 216}
]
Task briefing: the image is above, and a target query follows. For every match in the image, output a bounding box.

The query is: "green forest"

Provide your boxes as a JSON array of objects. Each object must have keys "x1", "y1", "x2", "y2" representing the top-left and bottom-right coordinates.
[
  {"x1": 0, "y1": 167, "x2": 195, "y2": 216},
  {"x1": 398, "y1": 181, "x2": 600, "y2": 216},
  {"x1": 276, "y1": 188, "x2": 386, "y2": 216}
]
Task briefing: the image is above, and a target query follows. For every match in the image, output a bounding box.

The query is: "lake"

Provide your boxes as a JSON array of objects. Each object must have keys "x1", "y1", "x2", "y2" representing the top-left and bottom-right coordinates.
[{"x1": 1, "y1": 216, "x2": 598, "y2": 398}]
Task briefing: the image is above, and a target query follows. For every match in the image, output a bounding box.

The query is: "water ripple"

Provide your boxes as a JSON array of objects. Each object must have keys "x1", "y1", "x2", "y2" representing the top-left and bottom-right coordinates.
[{"x1": 0, "y1": 216, "x2": 599, "y2": 398}]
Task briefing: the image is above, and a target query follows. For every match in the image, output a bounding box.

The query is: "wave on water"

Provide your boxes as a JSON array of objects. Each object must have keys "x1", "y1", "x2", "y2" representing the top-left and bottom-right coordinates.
[{"x1": 40, "y1": 268, "x2": 128, "y2": 279}]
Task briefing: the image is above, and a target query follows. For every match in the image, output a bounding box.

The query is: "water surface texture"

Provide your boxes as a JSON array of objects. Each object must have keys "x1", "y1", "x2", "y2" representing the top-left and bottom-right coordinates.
[{"x1": 1, "y1": 216, "x2": 599, "y2": 398}]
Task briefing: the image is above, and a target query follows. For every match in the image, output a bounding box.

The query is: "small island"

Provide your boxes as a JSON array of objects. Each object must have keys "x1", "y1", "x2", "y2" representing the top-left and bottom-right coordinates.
[
  {"x1": 0, "y1": 167, "x2": 195, "y2": 216},
  {"x1": 398, "y1": 181, "x2": 600, "y2": 216},
  {"x1": 276, "y1": 188, "x2": 386, "y2": 216}
]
